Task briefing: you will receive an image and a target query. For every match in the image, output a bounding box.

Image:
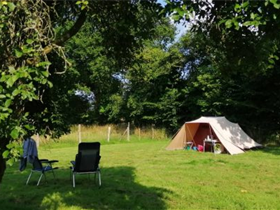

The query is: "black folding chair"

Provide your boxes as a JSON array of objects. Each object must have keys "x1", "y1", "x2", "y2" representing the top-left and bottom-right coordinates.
[
  {"x1": 26, "y1": 157, "x2": 58, "y2": 186},
  {"x1": 70, "y1": 142, "x2": 101, "y2": 188}
]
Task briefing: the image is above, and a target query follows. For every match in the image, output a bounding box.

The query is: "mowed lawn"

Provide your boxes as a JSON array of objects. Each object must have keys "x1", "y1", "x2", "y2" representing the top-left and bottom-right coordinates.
[{"x1": 1, "y1": 140, "x2": 280, "y2": 210}]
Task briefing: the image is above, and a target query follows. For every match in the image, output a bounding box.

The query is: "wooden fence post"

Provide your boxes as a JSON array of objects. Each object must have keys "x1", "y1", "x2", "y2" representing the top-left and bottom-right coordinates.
[
  {"x1": 127, "y1": 122, "x2": 130, "y2": 141},
  {"x1": 107, "y1": 126, "x2": 111, "y2": 142},
  {"x1": 78, "y1": 124, "x2": 81, "y2": 143},
  {"x1": 152, "y1": 124, "x2": 155, "y2": 139},
  {"x1": 138, "y1": 127, "x2": 141, "y2": 140},
  {"x1": 36, "y1": 133, "x2": 40, "y2": 148}
]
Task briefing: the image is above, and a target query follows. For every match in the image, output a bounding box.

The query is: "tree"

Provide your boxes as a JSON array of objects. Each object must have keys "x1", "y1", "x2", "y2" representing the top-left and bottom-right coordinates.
[
  {"x1": 64, "y1": 21, "x2": 126, "y2": 124},
  {"x1": 0, "y1": 0, "x2": 62, "y2": 183},
  {"x1": 66, "y1": 17, "x2": 185, "y2": 130},
  {"x1": 64, "y1": 0, "x2": 165, "y2": 123},
  {"x1": 121, "y1": 19, "x2": 188, "y2": 131}
]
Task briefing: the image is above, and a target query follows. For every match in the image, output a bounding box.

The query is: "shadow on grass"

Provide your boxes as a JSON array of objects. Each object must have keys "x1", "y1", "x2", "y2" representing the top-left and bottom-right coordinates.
[
  {"x1": 255, "y1": 145, "x2": 280, "y2": 156},
  {"x1": 0, "y1": 166, "x2": 171, "y2": 210}
]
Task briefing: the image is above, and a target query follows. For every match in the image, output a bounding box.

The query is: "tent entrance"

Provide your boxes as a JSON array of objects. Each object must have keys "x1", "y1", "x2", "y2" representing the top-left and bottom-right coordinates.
[{"x1": 191, "y1": 123, "x2": 219, "y2": 152}]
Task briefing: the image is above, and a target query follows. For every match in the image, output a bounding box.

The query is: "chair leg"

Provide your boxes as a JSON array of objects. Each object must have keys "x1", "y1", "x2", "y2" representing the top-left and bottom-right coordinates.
[
  {"x1": 51, "y1": 169, "x2": 56, "y2": 184},
  {"x1": 26, "y1": 171, "x2": 33, "y2": 185},
  {"x1": 72, "y1": 173, "x2": 76, "y2": 188},
  {"x1": 37, "y1": 173, "x2": 44, "y2": 186},
  {"x1": 98, "y1": 171, "x2": 101, "y2": 187},
  {"x1": 51, "y1": 169, "x2": 56, "y2": 179},
  {"x1": 44, "y1": 172, "x2": 47, "y2": 182}
]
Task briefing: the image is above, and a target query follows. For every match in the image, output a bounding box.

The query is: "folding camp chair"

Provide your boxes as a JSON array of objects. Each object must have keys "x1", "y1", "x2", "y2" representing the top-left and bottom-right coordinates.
[
  {"x1": 70, "y1": 142, "x2": 101, "y2": 188},
  {"x1": 26, "y1": 157, "x2": 58, "y2": 186}
]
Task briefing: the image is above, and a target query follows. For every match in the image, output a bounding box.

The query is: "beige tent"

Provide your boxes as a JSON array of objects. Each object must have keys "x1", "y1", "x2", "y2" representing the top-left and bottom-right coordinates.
[{"x1": 166, "y1": 116, "x2": 262, "y2": 155}]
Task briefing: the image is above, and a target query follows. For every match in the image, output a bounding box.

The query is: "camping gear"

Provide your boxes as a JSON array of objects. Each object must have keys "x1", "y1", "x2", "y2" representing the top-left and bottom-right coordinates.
[
  {"x1": 166, "y1": 116, "x2": 262, "y2": 155},
  {"x1": 20, "y1": 138, "x2": 38, "y2": 171},
  {"x1": 198, "y1": 145, "x2": 203, "y2": 152}
]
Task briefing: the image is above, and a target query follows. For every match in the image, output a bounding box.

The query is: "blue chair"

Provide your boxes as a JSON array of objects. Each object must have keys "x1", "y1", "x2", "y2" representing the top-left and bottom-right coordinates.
[{"x1": 26, "y1": 157, "x2": 58, "y2": 186}]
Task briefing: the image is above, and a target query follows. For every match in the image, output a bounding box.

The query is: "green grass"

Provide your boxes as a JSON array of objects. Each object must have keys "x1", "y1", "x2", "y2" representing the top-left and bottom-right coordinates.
[{"x1": 1, "y1": 139, "x2": 280, "y2": 210}]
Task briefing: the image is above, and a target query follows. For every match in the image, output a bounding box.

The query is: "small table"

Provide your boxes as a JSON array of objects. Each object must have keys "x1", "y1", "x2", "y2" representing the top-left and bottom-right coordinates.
[{"x1": 203, "y1": 139, "x2": 218, "y2": 152}]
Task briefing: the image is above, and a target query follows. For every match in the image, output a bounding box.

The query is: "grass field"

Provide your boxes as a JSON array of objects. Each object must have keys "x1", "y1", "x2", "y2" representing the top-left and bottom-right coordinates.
[{"x1": 1, "y1": 138, "x2": 280, "y2": 210}]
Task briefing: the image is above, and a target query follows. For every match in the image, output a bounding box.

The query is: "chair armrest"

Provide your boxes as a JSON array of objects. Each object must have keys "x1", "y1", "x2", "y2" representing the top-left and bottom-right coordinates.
[
  {"x1": 40, "y1": 160, "x2": 59, "y2": 167},
  {"x1": 40, "y1": 159, "x2": 58, "y2": 163},
  {"x1": 48, "y1": 160, "x2": 59, "y2": 164},
  {"x1": 39, "y1": 159, "x2": 49, "y2": 162}
]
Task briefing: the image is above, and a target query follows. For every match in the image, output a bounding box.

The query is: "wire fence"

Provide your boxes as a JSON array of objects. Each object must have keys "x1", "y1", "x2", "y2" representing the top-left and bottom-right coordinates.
[{"x1": 36, "y1": 123, "x2": 169, "y2": 146}]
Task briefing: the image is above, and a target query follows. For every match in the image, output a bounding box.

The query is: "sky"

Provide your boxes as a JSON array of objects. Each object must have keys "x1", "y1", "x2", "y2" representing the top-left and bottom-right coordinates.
[
  {"x1": 158, "y1": 0, "x2": 166, "y2": 5},
  {"x1": 157, "y1": 0, "x2": 188, "y2": 40}
]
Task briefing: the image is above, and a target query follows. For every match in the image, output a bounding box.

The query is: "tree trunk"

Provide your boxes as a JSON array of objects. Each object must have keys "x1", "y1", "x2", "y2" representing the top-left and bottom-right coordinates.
[
  {"x1": 0, "y1": 139, "x2": 9, "y2": 184},
  {"x1": 0, "y1": 153, "x2": 6, "y2": 184}
]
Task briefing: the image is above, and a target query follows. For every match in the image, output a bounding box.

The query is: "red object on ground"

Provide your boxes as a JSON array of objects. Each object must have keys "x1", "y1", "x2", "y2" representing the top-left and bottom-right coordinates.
[{"x1": 198, "y1": 145, "x2": 203, "y2": 152}]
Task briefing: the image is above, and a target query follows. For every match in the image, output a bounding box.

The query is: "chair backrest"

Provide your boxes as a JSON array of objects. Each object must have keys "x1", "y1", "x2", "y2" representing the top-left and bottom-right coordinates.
[
  {"x1": 74, "y1": 142, "x2": 101, "y2": 172},
  {"x1": 32, "y1": 156, "x2": 43, "y2": 170}
]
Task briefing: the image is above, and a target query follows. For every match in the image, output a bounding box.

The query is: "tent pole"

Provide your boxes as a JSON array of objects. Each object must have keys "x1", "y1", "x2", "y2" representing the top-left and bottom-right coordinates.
[{"x1": 209, "y1": 124, "x2": 213, "y2": 139}]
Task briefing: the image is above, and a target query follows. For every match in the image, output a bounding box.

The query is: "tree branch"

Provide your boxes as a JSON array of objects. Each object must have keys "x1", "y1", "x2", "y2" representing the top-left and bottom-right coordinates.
[
  {"x1": 56, "y1": 10, "x2": 87, "y2": 46},
  {"x1": 44, "y1": 10, "x2": 87, "y2": 54}
]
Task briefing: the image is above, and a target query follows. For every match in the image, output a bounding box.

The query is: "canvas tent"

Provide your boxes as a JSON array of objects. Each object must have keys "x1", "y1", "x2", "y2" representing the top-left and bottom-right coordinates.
[{"x1": 166, "y1": 116, "x2": 262, "y2": 155}]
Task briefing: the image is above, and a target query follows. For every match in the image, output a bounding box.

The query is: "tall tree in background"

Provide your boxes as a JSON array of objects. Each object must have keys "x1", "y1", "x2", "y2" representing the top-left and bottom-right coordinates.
[
  {"x1": 60, "y1": 22, "x2": 123, "y2": 125},
  {"x1": 122, "y1": 19, "x2": 187, "y2": 131},
  {"x1": 65, "y1": 16, "x2": 187, "y2": 131},
  {"x1": 64, "y1": 1, "x2": 164, "y2": 124}
]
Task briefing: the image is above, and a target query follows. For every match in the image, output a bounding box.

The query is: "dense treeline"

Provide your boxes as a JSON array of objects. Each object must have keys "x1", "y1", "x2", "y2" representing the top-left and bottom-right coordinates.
[{"x1": 64, "y1": 9, "x2": 280, "y2": 144}]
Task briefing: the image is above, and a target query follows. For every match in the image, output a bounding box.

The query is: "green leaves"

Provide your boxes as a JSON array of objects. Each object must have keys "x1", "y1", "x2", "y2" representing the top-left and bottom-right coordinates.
[
  {"x1": 225, "y1": 19, "x2": 233, "y2": 28},
  {"x1": 15, "y1": 49, "x2": 23, "y2": 58},
  {"x1": 2, "y1": 150, "x2": 9, "y2": 159},
  {"x1": 76, "y1": 0, "x2": 89, "y2": 10},
  {"x1": 7, "y1": 2, "x2": 15, "y2": 12},
  {"x1": 172, "y1": 6, "x2": 186, "y2": 21},
  {"x1": 269, "y1": 0, "x2": 280, "y2": 9},
  {"x1": 6, "y1": 74, "x2": 18, "y2": 87},
  {"x1": 0, "y1": 1, "x2": 15, "y2": 13},
  {"x1": 234, "y1": 1, "x2": 249, "y2": 13},
  {"x1": 36, "y1": 61, "x2": 51, "y2": 68},
  {"x1": 10, "y1": 129, "x2": 19, "y2": 139},
  {"x1": 2, "y1": 141, "x2": 23, "y2": 166},
  {"x1": 26, "y1": 39, "x2": 34, "y2": 44},
  {"x1": 4, "y1": 99, "x2": 12, "y2": 107}
]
